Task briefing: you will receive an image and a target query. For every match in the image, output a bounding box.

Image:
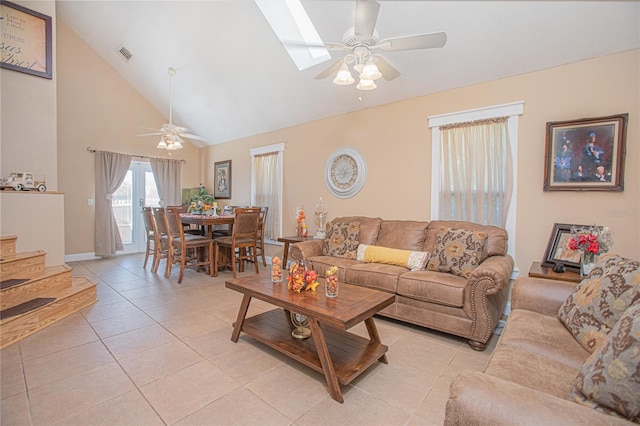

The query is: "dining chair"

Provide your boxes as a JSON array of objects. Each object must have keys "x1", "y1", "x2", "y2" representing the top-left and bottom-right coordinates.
[
  {"x1": 252, "y1": 206, "x2": 269, "y2": 267},
  {"x1": 151, "y1": 207, "x2": 170, "y2": 273},
  {"x1": 141, "y1": 207, "x2": 156, "y2": 269},
  {"x1": 213, "y1": 207, "x2": 260, "y2": 278},
  {"x1": 164, "y1": 206, "x2": 214, "y2": 283}
]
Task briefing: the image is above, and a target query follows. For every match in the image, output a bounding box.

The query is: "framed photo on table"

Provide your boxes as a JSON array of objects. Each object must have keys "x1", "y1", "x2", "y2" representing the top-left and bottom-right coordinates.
[
  {"x1": 543, "y1": 114, "x2": 627, "y2": 192},
  {"x1": 214, "y1": 160, "x2": 231, "y2": 199},
  {"x1": 0, "y1": 1, "x2": 52, "y2": 79},
  {"x1": 542, "y1": 223, "x2": 588, "y2": 273}
]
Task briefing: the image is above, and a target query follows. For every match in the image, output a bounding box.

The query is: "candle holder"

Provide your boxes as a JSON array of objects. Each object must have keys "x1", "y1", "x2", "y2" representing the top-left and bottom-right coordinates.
[{"x1": 314, "y1": 197, "x2": 328, "y2": 239}]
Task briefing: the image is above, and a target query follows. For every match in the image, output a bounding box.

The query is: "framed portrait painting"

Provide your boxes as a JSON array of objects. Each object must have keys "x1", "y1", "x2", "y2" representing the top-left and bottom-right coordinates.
[
  {"x1": 543, "y1": 114, "x2": 627, "y2": 191},
  {"x1": 542, "y1": 223, "x2": 588, "y2": 273},
  {"x1": 0, "y1": 1, "x2": 53, "y2": 79},
  {"x1": 214, "y1": 160, "x2": 231, "y2": 199}
]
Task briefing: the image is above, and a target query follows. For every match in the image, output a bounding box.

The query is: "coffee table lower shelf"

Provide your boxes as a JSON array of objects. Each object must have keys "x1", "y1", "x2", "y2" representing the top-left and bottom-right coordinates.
[{"x1": 240, "y1": 308, "x2": 388, "y2": 387}]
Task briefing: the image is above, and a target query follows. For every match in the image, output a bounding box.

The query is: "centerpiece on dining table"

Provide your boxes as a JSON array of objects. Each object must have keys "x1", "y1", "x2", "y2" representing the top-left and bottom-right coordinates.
[{"x1": 187, "y1": 185, "x2": 216, "y2": 215}]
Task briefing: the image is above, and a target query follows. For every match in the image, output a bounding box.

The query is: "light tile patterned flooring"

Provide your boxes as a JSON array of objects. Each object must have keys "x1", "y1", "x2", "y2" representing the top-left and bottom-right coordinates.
[{"x1": 1, "y1": 254, "x2": 498, "y2": 425}]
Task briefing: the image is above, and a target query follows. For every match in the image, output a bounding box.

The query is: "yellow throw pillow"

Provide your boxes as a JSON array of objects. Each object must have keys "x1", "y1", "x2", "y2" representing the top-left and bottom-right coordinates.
[{"x1": 356, "y1": 244, "x2": 431, "y2": 271}]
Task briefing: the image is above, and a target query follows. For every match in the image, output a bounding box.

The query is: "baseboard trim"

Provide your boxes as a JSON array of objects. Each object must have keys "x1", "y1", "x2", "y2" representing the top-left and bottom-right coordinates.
[{"x1": 65, "y1": 252, "x2": 100, "y2": 262}]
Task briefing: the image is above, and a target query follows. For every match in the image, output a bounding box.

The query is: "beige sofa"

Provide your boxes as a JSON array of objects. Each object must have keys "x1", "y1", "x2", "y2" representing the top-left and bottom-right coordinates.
[
  {"x1": 290, "y1": 216, "x2": 514, "y2": 350},
  {"x1": 445, "y1": 271, "x2": 638, "y2": 425}
]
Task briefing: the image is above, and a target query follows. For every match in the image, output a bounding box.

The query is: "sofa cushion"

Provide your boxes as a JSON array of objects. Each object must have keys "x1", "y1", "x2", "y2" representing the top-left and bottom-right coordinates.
[
  {"x1": 346, "y1": 262, "x2": 403, "y2": 293},
  {"x1": 570, "y1": 303, "x2": 640, "y2": 422},
  {"x1": 356, "y1": 244, "x2": 430, "y2": 271},
  {"x1": 307, "y1": 256, "x2": 357, "y2": 282},
  {"x1": 485, "y1": 345, "x2": 581, "y2": 399},
  {"x1": 558, "y1": 254, "x2": 640, "y2": 353},
  {"x1": 329, "y1": 216, "x2": 382, "y2": 246},
  {"x1": 426, "y1": 226, "x2": 488, "y2": 278},
  {"x1": 397, "y1": 271, "x2": 466, "y2": 308},
  {"x1": 323, "y1": 221, "x2": 360, "y2": 259},
  {"x1": 499, "y1": 309, "x2": 590, "y2": 369},
  {"x1": 376, "y1": 220, "x2": 429, "y2": 251}
]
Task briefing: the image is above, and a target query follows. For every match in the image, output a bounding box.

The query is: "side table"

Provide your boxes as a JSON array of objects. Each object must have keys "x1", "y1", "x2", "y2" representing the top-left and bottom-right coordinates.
[
  {"x1": 277, "y1": 236, "x2": 314, "y2": 266},
  {"x1": 528, "y1": 261, "x2": 581, "y2": 283}
]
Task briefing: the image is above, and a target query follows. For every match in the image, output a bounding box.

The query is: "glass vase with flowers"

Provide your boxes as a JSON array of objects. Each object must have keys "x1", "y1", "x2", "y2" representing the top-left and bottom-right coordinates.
[{"x1": 567, "y1": 224, "x2": 614, "y2": 276}]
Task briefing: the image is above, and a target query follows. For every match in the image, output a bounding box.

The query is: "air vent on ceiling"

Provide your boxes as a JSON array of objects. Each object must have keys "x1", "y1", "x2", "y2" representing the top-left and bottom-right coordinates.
[{"x1": 116, "y1": 45, "x2": 133, "y2": 62}]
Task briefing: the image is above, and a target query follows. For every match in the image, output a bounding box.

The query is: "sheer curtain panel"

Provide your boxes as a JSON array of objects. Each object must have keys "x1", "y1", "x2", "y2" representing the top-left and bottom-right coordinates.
[
  {"x1": 95, "y1": 150, "x2": 132, "y2": 257},
  {"x1": 150, "y1": 157, "x2": 182, "y2": 206},
  {"x1": 439, "y1": 118, "x2": 512, "y2": 227},
  {"x1": 252, "y1": 152, "x2": 281, "y2": 240}
]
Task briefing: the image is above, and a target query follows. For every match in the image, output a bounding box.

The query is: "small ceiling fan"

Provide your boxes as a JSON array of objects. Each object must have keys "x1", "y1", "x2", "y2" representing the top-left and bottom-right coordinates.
[
  {"x1": 300, "y1": 0, "x2": 447, "y2": 90},
  {"x1": 137, "y1": 67, "x2": 204, "y2": 150}
]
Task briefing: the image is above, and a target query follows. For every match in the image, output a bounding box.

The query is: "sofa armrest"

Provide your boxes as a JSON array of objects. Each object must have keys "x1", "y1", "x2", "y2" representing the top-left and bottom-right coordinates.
[
  {"x1": 289, "y1": 239, "x2": 324, "y2": 262},
  {"x1": 445, "y1": 370, "x2": 632, "y2": 426},
  {"x1": 511, "y1": 276, "x2": 578, "y2": 317},
  {"x1": 463, "y1": 255, "x2": 513, "y2": 345}
]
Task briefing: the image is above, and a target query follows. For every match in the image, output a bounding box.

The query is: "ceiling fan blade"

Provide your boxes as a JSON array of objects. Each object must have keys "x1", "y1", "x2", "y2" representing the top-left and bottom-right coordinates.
[
  {"x1": 282, "y1": 39, "x2": 347, "y2": 51},
  {"x1": 378, "y1": 32, "x2": 447, "y2": 52},
  {"x1": 182, "y1": 133, "x2": 206, "y2": 142},
  {"x1": 314, "y1": 58, "x2": 344, "y2": 80},
  {"x1": 355, "y1": 0, "x2": 380, "y2": 38},
  {"x1": 372, "y1": 55, "x2": 401, "y2": 81},
  {"x1": 137, "y1": 132, "x2": 164, "y2": 137}
]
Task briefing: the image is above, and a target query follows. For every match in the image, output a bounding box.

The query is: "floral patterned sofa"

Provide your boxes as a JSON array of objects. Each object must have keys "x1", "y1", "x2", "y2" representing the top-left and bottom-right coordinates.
[
  {"x1": 445, "y1": 254, "x2": 640, "y2": 424},
  {"x1": 289, "y1": 216, "x2": 514, "y2": 350}
]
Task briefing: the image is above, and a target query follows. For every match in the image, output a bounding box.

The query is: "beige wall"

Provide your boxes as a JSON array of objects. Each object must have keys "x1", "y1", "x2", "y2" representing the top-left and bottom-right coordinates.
[
  {"x1": 56, "y1": 19, "x2": 202, "y2": 255},
  {"x1": 0, "y1": 0, "x2": 65, "y2": 266},
  {"x1": 203, "y1": 49, "x2": 639, "y2": 273}
]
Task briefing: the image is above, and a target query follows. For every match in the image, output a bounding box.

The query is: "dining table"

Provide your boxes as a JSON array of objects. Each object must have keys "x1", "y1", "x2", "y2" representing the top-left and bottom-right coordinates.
[{"x1": 179, "y1": 213, "x2": 235, "y2": 238}]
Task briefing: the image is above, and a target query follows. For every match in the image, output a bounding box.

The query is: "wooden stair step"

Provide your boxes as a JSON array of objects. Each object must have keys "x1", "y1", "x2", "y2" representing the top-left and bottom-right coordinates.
[
  {"x1": 0, "y1": 251, "x2": 46, "y2": 280},
  {"x1": 0, "y1": 265, "x2": 73, "y2": 311},
  {"x1": 0, "y1": 236, "x2": 17, "y2": 258},
  {"x1": 0, "y1": 298, "x2": 56, "y2": 320},
  {"x1": 0, "y1": 276, "x2": 98, "y2": 349},
  {"x1": 1, "y1": 278, "x2": 30, "y2": 290}
]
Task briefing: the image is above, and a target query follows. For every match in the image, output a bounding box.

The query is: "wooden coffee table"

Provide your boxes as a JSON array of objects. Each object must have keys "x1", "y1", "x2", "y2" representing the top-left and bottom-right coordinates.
[{"x1": 225, "y1": 272, "x2": 394, "y2": 403}]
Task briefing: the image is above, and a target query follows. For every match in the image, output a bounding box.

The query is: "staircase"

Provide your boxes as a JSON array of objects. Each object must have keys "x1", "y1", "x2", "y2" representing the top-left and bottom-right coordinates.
[{"x1": 0, "y1": 235, "x2": 97, "y2": 349}]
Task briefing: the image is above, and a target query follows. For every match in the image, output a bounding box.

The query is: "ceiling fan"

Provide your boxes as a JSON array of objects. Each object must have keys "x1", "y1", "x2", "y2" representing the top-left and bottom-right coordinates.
[
  {"x1": 304, "y1": 0, "x2": 447, "y2": 90},
  {"x1": 137, "y1": 67, "x2": 204, "y2": 150}
]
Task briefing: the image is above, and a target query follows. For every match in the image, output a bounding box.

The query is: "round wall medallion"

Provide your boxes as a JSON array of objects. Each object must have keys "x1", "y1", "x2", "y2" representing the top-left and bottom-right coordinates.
[{"x1": 325, "y1": 148, "x2": 367, "y2": 198}]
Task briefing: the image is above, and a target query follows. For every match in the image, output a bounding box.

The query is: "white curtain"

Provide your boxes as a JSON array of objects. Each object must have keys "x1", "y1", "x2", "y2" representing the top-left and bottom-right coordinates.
[
  {"x1": 95, "y1": 150, "x2": 132, "y2": 257},
  {"x1": 253, "y1": 152, "x2": 281, "y2": 240},
  {"x1": 439, "y1": 118, "x2": 512, "y2": 227},
  {"x1": 150, "y1": 157, "x2": 182, "y2": 206}
]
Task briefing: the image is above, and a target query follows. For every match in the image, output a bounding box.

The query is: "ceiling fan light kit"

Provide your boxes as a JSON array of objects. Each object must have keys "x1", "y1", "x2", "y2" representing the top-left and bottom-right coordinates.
[{"x1": 307, "y1": 0, "x2": 446, "y2": 92}]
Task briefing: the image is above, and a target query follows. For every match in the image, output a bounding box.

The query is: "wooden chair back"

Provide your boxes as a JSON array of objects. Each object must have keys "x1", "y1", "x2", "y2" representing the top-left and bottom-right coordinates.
[{"x1": 213, "y1": 207, "x2": 260, "y2": 278}]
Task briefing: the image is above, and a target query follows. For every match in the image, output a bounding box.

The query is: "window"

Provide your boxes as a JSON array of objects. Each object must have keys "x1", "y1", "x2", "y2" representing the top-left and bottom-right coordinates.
[
  {"x1": 428, "y1": 101, "x2": 523, "y2": 258},
  {"x1": 251, "y1": 143, "x2": 284, "y2": 242}
]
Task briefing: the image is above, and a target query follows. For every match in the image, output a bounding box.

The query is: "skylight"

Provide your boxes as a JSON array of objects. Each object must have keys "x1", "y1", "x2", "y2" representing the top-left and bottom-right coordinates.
[{"x1": 255, "y1": 0, "x2": 330, "y2": 71}]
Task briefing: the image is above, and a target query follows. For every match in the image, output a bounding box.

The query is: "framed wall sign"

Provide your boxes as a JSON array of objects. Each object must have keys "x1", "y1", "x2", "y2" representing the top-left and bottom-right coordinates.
[
  {"x1": 214, "y1": 160, "x2": 231, "y2": 199},
  {"x1": 0, "y1": 1, "x2": 52, "y2": 79},
  {"x1": 543, "y1": 114, "x2": 627, "y2": 191}
]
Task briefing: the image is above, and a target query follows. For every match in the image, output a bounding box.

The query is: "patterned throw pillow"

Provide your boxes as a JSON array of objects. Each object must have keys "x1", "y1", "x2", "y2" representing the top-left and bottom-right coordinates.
[
  {"x1": 570, "y1": 302, "x2": 640, "y2": 422},
  {"x1": 558, "y1": 254, "x2": 640, "y2": 353},
  {"x1": 426, "y1": 226, "x2": 488, "y2": 278},
  {"x1": 323, "y1": 222, "x2": 360, "y2": 259}
]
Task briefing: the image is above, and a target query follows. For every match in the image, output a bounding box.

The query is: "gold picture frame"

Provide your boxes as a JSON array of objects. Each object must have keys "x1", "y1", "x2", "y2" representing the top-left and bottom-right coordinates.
[
  {"x1": 1, "y1": 1, "x2": 52, "y2": 79},
  {"x1": 543, "y1": 114, "x2": 628, "y2": 191}
]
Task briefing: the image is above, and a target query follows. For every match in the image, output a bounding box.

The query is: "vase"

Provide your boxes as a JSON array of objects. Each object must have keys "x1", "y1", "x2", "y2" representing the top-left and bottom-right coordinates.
[
  {"x1": 580, "y1": 251, "x2": 598, "y2": 277},
  {"x1": 325, "y1": 266, "x2": 338, "y2": 298}
]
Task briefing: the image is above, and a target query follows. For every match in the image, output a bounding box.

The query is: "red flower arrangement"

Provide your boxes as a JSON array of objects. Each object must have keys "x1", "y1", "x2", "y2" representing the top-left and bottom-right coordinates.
[{"x1": 567, "y1": 224, "x2": 614, "y2": 255}]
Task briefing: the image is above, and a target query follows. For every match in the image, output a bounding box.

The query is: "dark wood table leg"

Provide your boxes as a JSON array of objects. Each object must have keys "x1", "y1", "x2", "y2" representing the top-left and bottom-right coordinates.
[
  {"x1": 230, "y1": 294, "x2": 252, "y2": 342},
  {"x1": 309, "y1": 319, "x2": 343, "y2": 403},
  {"x1": 365, "y1": 317, "x2": 388, "y2": 364},
  {"x1": 281, "y1": 242, "x2": 290, "y2": 267}
]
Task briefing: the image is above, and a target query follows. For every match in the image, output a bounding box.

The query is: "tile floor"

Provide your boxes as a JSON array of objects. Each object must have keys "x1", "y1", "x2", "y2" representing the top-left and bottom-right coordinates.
[{"x1": 1, "y1": 254, "x2": 498, "y2": 425}]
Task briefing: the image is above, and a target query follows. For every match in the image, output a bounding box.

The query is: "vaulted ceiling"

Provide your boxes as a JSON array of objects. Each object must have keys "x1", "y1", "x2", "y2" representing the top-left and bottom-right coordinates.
[{"x1": 56, "y1": 1, "x2": 640, "y2": 147}]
